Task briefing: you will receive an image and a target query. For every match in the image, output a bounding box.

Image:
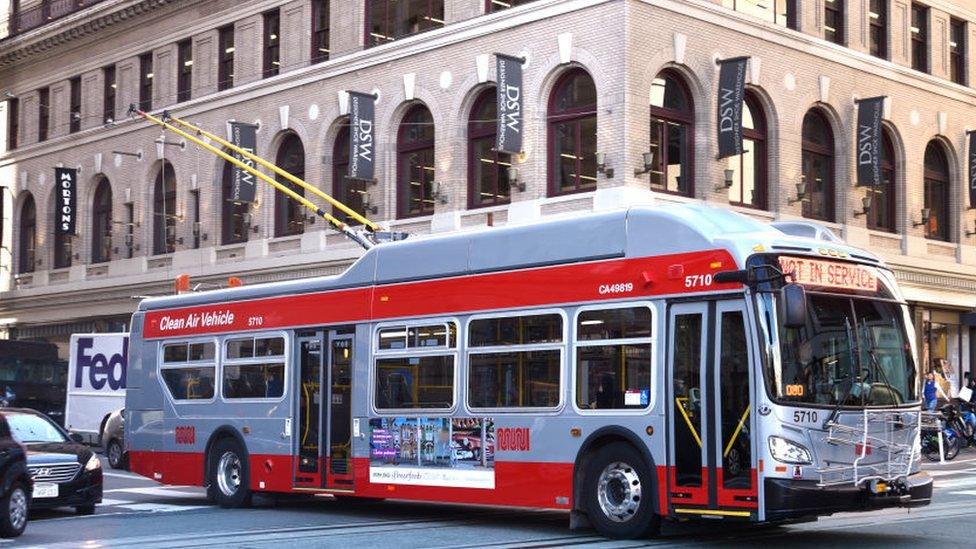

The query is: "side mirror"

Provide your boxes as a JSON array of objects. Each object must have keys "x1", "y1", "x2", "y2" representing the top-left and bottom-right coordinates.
[
  {"x1": 781, "y1": 283, "x2": 808, "y2": 329},
  {"x1": 714, "y1": 269, "x2": 752, "y2": 285},
  {"x1": 69, "y1": 432, "x2": 84, "y2": 444}
]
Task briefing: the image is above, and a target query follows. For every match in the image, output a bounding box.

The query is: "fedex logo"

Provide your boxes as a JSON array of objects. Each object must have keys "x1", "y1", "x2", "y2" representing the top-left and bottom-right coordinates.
[{"x1": 74, "y1": 336, "x2": 128, "y2": 391}]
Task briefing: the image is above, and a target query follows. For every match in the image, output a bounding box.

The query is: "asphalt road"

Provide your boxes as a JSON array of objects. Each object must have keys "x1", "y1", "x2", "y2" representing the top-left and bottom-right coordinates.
[{"x1": 8, "y1": 451, "x2": 976, "y2": 548}]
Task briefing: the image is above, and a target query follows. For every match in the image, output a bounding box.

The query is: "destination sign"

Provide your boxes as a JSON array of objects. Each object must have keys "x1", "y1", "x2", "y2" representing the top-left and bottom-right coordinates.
[{"x1": 778, "y1": 256, "x2": 878, "y2": 292}]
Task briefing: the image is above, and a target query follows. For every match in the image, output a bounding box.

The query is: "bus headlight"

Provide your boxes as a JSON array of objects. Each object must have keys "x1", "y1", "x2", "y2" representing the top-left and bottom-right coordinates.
[
  {"x1": 85, "y1": 454, "x2": 102, "y2": 472},
  {"x1": 768, "y1": 436, "x2": 813, "y2": 464}
]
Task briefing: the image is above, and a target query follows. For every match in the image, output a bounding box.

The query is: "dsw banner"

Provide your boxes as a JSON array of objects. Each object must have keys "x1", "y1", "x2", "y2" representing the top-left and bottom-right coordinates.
[
  {"x1": 496, "y1": 54, "x2": 524, "y2": 154},
  {"x1": 228, "y1": 122, "x2": 258, "y2": 203},
  {"x1": 55, "y1": 167, "x2": 77, "y2": 235},
  {"x1": 717, "y1": 57, "x2": 749, "y2": 159},
  {"x1": 856, "y1": 96, "x2": 885, "y2": 187},
  {"x1": 969, "y1": 131, "x2": 976, "y2": 208},
  {"x1": 348, "y1": 92, "x2": 376, "y2": 181}
]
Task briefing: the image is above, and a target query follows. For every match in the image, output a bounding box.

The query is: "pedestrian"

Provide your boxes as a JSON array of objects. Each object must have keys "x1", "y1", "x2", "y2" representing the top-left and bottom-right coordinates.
[{"x1": 924, "y1": 371, "x2": 948, "y2": 411}]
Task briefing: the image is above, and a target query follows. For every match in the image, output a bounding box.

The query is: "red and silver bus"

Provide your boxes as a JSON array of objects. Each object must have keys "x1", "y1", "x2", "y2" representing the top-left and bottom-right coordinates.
[{"x1": 125, "y1": 204, "x2": 930, "y2": 538}]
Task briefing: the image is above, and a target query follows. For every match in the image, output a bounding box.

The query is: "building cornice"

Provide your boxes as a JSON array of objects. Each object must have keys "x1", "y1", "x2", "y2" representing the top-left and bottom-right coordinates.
[{"x1": 0, "y1": 0, "x2": 178, "y2": 69}]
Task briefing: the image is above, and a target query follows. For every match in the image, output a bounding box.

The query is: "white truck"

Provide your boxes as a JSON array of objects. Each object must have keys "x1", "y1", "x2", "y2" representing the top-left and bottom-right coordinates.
[{"x1": 65, "y1": 333, "x2": 128, "y2": 445}]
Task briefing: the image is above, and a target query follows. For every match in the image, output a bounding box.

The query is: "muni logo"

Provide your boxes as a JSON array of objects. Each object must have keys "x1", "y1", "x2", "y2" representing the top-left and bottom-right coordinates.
[{"x1": 496, "y1": 427, "x2": 530, "y2": 451}]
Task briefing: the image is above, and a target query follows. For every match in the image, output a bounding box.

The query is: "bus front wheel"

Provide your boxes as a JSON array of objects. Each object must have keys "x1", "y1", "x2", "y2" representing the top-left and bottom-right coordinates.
[
  {"x1": 209, "y1": 438, "x2": 252, "y2": 508},
  {"x1": 582, "y1": 442, "x2": 660, "y2": 539}
]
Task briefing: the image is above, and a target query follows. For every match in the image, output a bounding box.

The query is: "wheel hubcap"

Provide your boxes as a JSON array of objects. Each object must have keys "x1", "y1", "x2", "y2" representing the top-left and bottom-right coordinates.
[
  {"x1": 9, "y1": 488, "x2": 26, "y2": 531},
  {"x1": 597, "y1": 461, "x2": 642, "y2": 523},
  {"x1": 109, "y1": 443, "x2": 121, "y2": 465},
  {"x1": 217, "y1": 451, "x2": 241, "y2": 497}
]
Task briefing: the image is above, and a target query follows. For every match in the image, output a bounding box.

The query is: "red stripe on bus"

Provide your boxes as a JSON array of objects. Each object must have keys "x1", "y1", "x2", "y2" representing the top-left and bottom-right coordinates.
[{"x1": 142, "y1": 250, "x2": 737, "y2": 339}]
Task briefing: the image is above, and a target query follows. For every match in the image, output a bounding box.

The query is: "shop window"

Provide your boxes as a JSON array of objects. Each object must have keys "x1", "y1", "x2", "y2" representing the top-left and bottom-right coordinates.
[
  {"x1": 103, "y1": 65, "x2": 116, "y2": 124},
  {"x1": 950, "y1": 18, "x2": 967, "y2": 86},
  {"x1": 800, "y1": 108, "x2": 834, "y2": 222},
  {"x1": 824, "y1": 0, "x2": 844, "y2": 44},
  {"x1": 332, "y1": 124, "x2": 368, "y2": 224},
  {"x1": 923, "y1": 141, "x2": 951, "y2": 242},
  {"x1": 467, "y1": 313, "x2": 563, "y2": 409},
  {"x1": 548, "y1": 68, "x2": 597, "y2": 196},
  {"x1": 223, "y1": 335, "x2": 286, "y2": 400},
  {"x1": 468, "y1": 87, "x2": 512, "y2": 209},
  {"x1": 6, "y1": 97, "x2": 18, "y2": 150},
  {"x1": 312, "y1": 0, "x2": 330, "y2": 63},
  {"x1": 91, "y1": 176, "x2": 113, "y2": 264},
  {"x1": 911, "y1": 3, "x2": 928, "y2": 73},
  {"x1": 17, "y1": 193, "x2": 35, "y2": 274},
  {"x1": 721, "y1": 0, "x2": 796, "y2": 28},
  {"x1": 218, "y1": 25, "x2": 235, "y2": 91},
  {"x1": 139, "y1": 53, "x2": 153, "y2": 112},
  {"x1": 727, "y1": 92, "x2": 767, "y2": 209},
  {"x1": 869, "y1": 0, "x2": 887, "y2": 59},
  {"x1": 648, "y1": 70, "x2": 694, "y2": 196},
  {"x1": 221, "y1": 156, "x2": 249, "y2": 245},
  {"x1": 576, "y1": 306, "x2": 654, "y2": 410},
  {"x1": 396, "y1": 104, "x2": 436, "y2": 218},
  {"x1": 69, "y1": 76, "x2": 81, "y2": 134},
  {"x1": 274, "y1": 133, "x2": 306, "y2": 237},
  {"x1": 263, "y1": 9, "x2": 281, "y2": 78},
  {"x1": 486, "y1": 0, "x2": 539, "y2": 12},
  {"x1": 161, "y1": 341, "x2": 216, "y2": 401},
  {"x1": 366, "y1": 0, "x2": 445, "y2": 47},
  {"x1": 37, "y1": 87, "x2": 49, "y2": 142},
  {"x1": 867, "y1": 129, "x2": 896, "y2": 233},
  {"x1": 177, "y1": 39, "x2": 192, "y2": 103},
  {"x1": 152, "y1": 161, "x2": 177, "y2": 255}
]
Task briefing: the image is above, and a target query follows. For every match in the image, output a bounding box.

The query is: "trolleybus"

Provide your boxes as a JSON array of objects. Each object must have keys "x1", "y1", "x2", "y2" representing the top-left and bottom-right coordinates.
[{"x1": 125, "y1": 203, "x2": 931, "y2": 538}]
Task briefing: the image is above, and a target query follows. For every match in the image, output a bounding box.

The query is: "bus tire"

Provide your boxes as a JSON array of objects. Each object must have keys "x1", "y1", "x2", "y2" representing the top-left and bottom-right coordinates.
[
  {"x1": 582, "y1": 442, "x2": 660, "y2": 539},
  {"x1": 209, "y1": 438, "x2": 252, "y2": 508}
]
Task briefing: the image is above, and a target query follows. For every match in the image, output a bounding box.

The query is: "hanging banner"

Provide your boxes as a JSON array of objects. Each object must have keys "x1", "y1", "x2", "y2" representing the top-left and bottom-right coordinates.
[
  {"x1": 348, "y1": 91, "x2": 376, "y2": 182},
  {"x1": 495, "y1": 53, "x2": 524, "y2": 154},
  {"x1": 968, "y1": 130, "x2": 976, "y2": 209},
  {"x1": 716, "y1": 57, "x2": 749, "y2": 159},
  {"x1": 227, "y1": 121, "x2": 258, "y2": 203},
  {"x1": 856, "y1": 96, "x2": 885, "y2": 187},
  {"x1": 55, "y1": 167, "x2": 77, "y2": 235}
]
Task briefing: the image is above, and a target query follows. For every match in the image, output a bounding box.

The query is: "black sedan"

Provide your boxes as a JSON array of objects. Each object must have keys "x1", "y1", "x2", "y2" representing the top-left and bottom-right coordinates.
[{"x1": 0, "y1": 409, "x2": 102, "y2": 515}]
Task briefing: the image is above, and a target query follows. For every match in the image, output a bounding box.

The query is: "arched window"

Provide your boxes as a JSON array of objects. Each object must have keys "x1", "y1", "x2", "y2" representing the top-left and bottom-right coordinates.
[
  {"x1": 53, "y1": 187, "x2": 73, "y2": 269},
  {"x1": 397, "y1": 104, "x2": 436, "y2": 218},
  {"x1": 332, "y1": 124, "x2": 368, "y2": 223},
  {"x1": 923, "y1": 141, "x2": 951, "y2": 242},
  {"x1": 221, "y1": 158, "x2": 249, "y2": 245},
  {"x1": 153, "y1": 161, "x2": 177, "y2": 255},
  {"x1": 648, "y1": 71, "x2": 694, "y2": 196},
  {"x1": 91, "y1": 176, "x2": 113, "y2": 264},
  {"x1": 18, "y1": 193, "x2": 36, "y2": 274},
  {"x1": 275, "y1": 133, "x2": 306, "y2": 237},
  {"x1": 727, "y1": 93, "x2": 767, "y2": 209},
  {"x1": 867, "y1": 129, "x2": 896, "y2": 233},
  {"x1": 801, "y1": 109, "x2": 834, "y2": 221},
  {"x1": 548, "y1": 69, "x2": 597, "y2": 196},
  {"x1": 469, "y1": 87, "x2": 512, "y2": 208}
]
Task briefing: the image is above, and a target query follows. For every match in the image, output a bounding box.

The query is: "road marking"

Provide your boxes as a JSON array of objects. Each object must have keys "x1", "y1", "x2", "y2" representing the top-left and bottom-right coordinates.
[
  {"x1": 933, "y1": 476, "x2": 976, "y2": 489},
  {"x1": 104, "y1": 486, "x2": 203, "y2": 498},
  {"x1": 102, "y1": 470, "x2": 151, "y2": 480},
  {"x1": 118, "y1": 502, "x2": 204, "y2": 513}
]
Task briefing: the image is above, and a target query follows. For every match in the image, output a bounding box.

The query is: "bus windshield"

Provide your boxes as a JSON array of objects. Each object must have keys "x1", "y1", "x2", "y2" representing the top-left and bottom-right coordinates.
[{"x1": 768, "y1": 293, "x2": 917, "y2": 407}]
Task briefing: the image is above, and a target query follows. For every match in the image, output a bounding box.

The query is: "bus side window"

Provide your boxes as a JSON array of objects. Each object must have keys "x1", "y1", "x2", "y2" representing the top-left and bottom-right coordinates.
[
  {"x1": 222, "y1": 335, "x2": 286, "y2": 400},
  {"x1": 373, "y1": 320, "x2": 458, "y2": 411},
  {"x1": 575, "y1": 306, "x2": 654, "y2": 410},
  {"x1": 160, "y1": 341, "x2": 216, "y2": 402}
]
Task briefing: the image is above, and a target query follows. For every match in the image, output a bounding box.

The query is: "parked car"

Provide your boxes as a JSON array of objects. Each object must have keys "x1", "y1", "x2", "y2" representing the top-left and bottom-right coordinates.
[
  {"x1": 0, "y1": 415, "x2": 31, "y2": 537},
  {"x1": 100, "y1": 409, "x2": 126, "y2": 470},
  {"x1": 0, "y1": 409, "x2": 101, "y2": 515}
]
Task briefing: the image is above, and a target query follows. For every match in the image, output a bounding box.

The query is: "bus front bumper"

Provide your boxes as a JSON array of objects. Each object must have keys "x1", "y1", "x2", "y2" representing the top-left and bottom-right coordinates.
[{"x1": 764, "y1": 471, "x2": 932, "y2": 521}]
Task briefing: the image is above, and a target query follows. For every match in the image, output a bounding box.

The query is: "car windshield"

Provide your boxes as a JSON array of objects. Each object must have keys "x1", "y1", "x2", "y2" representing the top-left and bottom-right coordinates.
[
  {"x1": 6, "y1": 413, "x2": 67, "y2": 443},
  {"x1": 767, "y1": 293, "x2": 917, "y2": 406}
]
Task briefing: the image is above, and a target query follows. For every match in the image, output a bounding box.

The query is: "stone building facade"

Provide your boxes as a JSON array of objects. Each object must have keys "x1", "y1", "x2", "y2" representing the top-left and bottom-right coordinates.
[{"x1": 0, "y1": 0, "x2": 974, "y2": 382}]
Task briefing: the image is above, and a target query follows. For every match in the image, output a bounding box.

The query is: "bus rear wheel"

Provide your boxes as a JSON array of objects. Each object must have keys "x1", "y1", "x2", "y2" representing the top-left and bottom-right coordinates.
[
  {"x1": 209, "y1": 438, "x2": 252, "y2": 508},
  {"x1": 583, "y1": 442, "x2": 660, "y2": 539}
]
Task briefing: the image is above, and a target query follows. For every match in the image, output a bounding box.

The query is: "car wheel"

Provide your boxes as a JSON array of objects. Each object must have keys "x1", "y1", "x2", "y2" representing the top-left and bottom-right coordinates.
[
  {"x1": 583, "y1": 442, "x2": 660, "y2": 539},
  {"x1": 75, "y1": 504, "x2": 96, "y2": 516},
  {"x1": 209, "y1": 438, "x2": 252, "y2": 508},
  {"x1": 107, "y1": 439, "x2": 125, "y2": 470},
  {"x1": 0, "y1": 483, "x2": 28, "y2": 538}
]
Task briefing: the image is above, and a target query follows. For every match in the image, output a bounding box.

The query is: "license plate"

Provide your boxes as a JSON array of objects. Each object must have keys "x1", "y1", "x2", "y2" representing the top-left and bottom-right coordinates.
[{"x1": 34, "y1": 483, "x2": 58, "y2": 499}]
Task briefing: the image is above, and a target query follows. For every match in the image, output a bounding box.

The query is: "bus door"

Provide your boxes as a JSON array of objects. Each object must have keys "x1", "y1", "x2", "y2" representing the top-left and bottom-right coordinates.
[
  {"x1": 666, "y1": 300, "x2": 757, "y2": 517},
  {"x1": 294, "y1": 332, "x2": 324, "y2": 488},
  {"x1": 325, "y1": 333, "x2": 354, "y2": 488}
]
